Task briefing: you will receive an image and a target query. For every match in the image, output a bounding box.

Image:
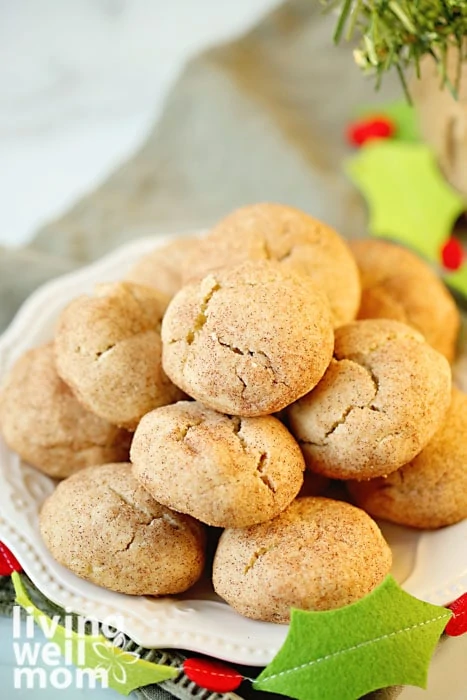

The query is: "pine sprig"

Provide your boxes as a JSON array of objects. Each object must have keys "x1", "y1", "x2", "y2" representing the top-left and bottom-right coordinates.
[{"x1": 323, "y1": 1, "x2": 467, "y2": 99}]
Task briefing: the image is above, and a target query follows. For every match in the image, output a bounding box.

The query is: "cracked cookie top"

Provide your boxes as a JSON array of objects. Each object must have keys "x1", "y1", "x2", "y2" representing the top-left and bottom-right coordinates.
[
  {"x1": 350, "y1": 239, "x2": 460, "y2": 362},
  {"x1": 125, "y1": 235, "x2": 201, "y2": 298},
  {"x1": 39, "y1": 462, "x2": 206, "y2": 595},
  {"x1": 182, "y1": 203, "x2": 361, "y2": 328},
  {"x1": 287, "y1": 319, "x2": 452, "y2": 480},
  {"x1": 0, "y1": 343, "x2": 131, "y2": 478},
  {"x1": 212, "y1": 497, "x2": 392, "y2": 623},
  {"x1": 348, "y1": 387, "x2": 467, "y2": 529},
  {"x1": 55, "y1": 281, "x2": 184, "y2": 430},
  {"x1": 130, "y1": 401, "x2": 305, "y2": 528},
  {"x1": 161, "y1": 260, "x2": 334, "y2": 416}
]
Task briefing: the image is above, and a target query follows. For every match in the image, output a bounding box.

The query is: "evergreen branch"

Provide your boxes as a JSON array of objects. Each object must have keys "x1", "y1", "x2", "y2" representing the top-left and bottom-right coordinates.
[
  {"x1": 333, "y1": 0, "x2": 353, "y2": 41},
  {"x1": 322, "y1": 0, "x2": 467, "y2": 98}
]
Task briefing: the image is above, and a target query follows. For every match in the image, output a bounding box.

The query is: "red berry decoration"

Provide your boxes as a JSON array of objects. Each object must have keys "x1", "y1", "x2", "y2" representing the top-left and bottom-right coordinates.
[
  {"x1": 0, "y1": 542, "x2": 22, "y2": 575},
  {"x1": 445, "y1": 593, "x2": 467, "y2": 637},
  {"x1": 183, "y1": 657, "x2": 243, "y2": 693},
  {"x1": 347, "y1": 116, "x2": 396, "y2": 147},
  {"x1": 441, "y1": 237, "x2": 464, "y2": 271}
]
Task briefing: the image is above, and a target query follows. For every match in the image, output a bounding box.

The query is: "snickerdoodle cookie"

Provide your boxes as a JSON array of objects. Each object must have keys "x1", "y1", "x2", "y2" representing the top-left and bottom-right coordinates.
[
  {"x1": 126, "y1": 236, "x2": 201, "y2": 298},
  {"x1": 40, "y1": 463, "x2": 206, "y2": 595},
  {"x1": 161, "y1": 261, "x2": 334, "y2": 416},
  {"x1": 0, "y1": 344, "x2": 131, "y2": 478},
  {"x1": 213, "y1": 497, "x2": 392, "y2": 623},
  {"x1": 350, "y1": 239, "x2": 460, "y2": 361},
  {"x1": 287, "y1": 319, "x2": 451, "y2": 480},
  {"x1": 183, "y1": 203, "x2": 360, "y2": 327},
  {"x1": 55, "y1": 282, "x2": 184, "y2": 430},
  {"x1": 348, "y1": 387, "x2": 467, "y2": 529},
  {"x1": 131, "y1": 401, "x2": 305, "y2": 527}
]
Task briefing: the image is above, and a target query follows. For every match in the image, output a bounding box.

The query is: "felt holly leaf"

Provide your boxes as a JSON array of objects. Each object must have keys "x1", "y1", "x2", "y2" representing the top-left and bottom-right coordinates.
[
  {"x1": 346, "y1": 141, "x2": 465, "y2": 262},
  {"x1": 253, "y1": 575, "x2": 451, "y2": 700},
  {"x1": 356, "y1": 100, "x2": 420, "y2": 142},
  {"x1": 12, "y1": 572, "x2": 177, "y2": 695}
]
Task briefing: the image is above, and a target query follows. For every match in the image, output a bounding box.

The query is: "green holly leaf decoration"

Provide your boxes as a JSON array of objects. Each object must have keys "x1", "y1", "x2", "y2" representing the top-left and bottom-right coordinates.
[
  {"x1": 346, "y1": 140, "x2": 465, "y2": 262},
  {"x1": 253, "y1": 575, "x2": 451, "y2": 700},
  {"x1": 12, "y1": 572, "x2": 178, "y2": 695}
]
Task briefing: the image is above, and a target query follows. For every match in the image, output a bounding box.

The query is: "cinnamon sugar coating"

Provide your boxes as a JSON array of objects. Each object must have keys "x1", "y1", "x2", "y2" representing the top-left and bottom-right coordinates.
[
  {"x1": 184, "y1": 203, "x2": 361, "y2": 328},
  {"x1": 40, "y1": 463, "x2": 206, "y2": 595},
  {"x1": 131, "y1": 401, "x2": 304, "y2": 527},
  {"x1": 350, "y1": 239, "x2": 460, "y2": 362},
  {"x1": 55, "y1": 282, "x2": 184, "y2": 430},
  {"x1": 213, "y1": 497, "x2": 392, "y2": 623},
  {"x1": 0, "y1": 343, "x2": 131, "y2": 478},
  {"x1": 162, "y1": 261, "x2": 334, "y2": 416},
  {"x1": 287, "y1": 319, "x2": 451, "y2": 480},
  {"x1": 126, "y1": 236, "x2": 201, "y2": 298},
  {"x1": 349, "y1": 387, "x2": 467, "y2": 529}
]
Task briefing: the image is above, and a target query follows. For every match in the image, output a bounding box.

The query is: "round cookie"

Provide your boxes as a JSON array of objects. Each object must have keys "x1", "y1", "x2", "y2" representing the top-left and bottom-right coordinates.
[
  {"x1": 350, "y1": 239, "x2": 460, "y2": 361},
  {"x1": 131, "y1": 401, "x2": 305, "y2": 528},
  {"x1": 0, "y1": 344, "x2": 131, "y2": 478},
  {"x1": 184, "y1": 203, "x2": 361, "y2": 327},
  {"x1": 348, "y1": 387, "x2": 467, "y2": 529},
  {"x1": 55, "y1": 281, "x2": 184, "y2": 430},
  {"x1": 126, "y1": 236, "x2": 201, "y2": 298},
  {"x1": 40, "y1": 463, "x2": 206, "y2": 595},
  {"x1": 287, "y1": 319, "x2": 451, "y2": 480},
  {"x1": 161, "y1": 261, "x2": 334, "y2": 416},
  {"x1": 213, "y1": 497, "x2": 392, "y2": 623}
]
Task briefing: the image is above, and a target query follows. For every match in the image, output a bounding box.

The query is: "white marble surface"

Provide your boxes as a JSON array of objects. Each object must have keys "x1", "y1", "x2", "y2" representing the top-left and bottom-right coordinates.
[
  {"x1": 0, "y1": 0, "x2": 280, "y2": 247},
  {"x1": 1, "y1": 1, "x2": 467, "y2": 698}
]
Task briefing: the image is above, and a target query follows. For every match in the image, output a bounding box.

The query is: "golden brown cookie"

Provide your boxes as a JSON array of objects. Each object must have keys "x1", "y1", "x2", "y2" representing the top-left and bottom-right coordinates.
[
  {"x1": 287, "y1": 319, "x2": 451, "y2": 480},
  {"x1": 126, "y1": 236, "x2": 201, "y2": 298},
  {"x1": 55, "y1": 282, "x2": 184, "y2": 430},
  {"x1": 184, "y1": 203, "x2": 361, "y2": 327},
  {"x1": 348, "y1": 387, "x2": 467, "y2": 529},
  {"x1": 40, "y1": 463, "x2": 206, "y2": 595},
  {"x1": 131, "y1": 401, "x2": 305, "y2": 527},
  {"x1": 161, "y1": 261, "x2": 334, "y2": 416},
  {"x1": 212, "y1": 497, "x2": 392, "y2": 623},
  {"x1": 0, "y1": 344, "x2": 131, "y2": 478},
  {"x1": 350, "y1": 239, "x2": 460, "y2": 361}
]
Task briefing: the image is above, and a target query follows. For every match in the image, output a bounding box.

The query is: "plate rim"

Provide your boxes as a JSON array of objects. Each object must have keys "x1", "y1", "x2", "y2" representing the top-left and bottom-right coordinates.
[{"x1": 0, "y1": 234, "x2": 466, "y2": 665}]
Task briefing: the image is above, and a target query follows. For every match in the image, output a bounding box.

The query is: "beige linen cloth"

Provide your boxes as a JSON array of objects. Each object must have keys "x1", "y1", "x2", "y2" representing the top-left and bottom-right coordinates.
[
  {"x1": 1, "y1": 1, "x2": 465, "y2": 699},
  {"x1": 0, "y1": 0, "x2": 403, "y2": 331}
]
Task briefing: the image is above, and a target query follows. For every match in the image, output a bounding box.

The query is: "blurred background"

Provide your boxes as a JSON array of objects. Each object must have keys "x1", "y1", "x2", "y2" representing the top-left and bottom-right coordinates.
[{"x1": 0, "y1": 0, "x2": 280, "y2": 246}]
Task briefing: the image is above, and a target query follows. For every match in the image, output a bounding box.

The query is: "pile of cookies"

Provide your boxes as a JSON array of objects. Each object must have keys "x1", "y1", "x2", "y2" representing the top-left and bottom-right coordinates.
[{"x1": 1, "y1": 203, "x2": 465, "y2": 625}]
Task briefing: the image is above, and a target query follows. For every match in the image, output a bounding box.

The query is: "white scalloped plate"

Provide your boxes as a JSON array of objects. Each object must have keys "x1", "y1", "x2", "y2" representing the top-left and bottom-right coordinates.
[{"x1": 1, "y1": 235, "x2": 466, "y2": 666}]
